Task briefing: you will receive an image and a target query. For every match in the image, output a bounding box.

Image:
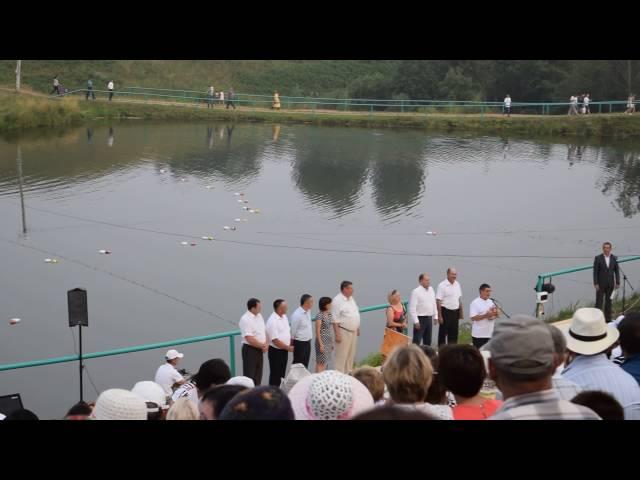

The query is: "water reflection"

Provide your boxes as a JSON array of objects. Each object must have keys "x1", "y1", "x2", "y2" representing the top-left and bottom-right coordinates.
[
  {"x1": 87, "y1": 128, "x2": 93, "y2": 144},
  {"x1": 598, "y1": 149, "x2": 640, "y2": 217},
  {"x1": 107, "y1": 127, "x2": 114, "y2": 147}
]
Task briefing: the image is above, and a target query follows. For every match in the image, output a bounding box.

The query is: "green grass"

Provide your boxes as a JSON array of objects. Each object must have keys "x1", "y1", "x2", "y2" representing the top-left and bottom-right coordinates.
[
  {"x1": 545, "y1": 292, "x2": 640, "y2": 324},
  {"x1": 0, "y1": 90, "x2": 84, "y2": 131}
]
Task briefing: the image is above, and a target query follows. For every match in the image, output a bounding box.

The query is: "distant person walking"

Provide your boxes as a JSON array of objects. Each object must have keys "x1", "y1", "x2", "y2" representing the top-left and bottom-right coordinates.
[
  {"x1": 51, "y1": 75, "x2": 60, "y2": 95},
  {"x1": 226, "y1": 88, "x2": 236, "y2": 110},
  {"x1": 86, "y1": 78, "x2": 96, "y2": 100},
  {"x1": 503, "y1": 94, "x2": 511, "y2": 116},
  {"x1": 584, "y1": 93, "x2": 590, "y2": 114},
  {"x1": 207, "y1": 86, "x2": 215, "y2": 109},
  {"x1": 626, "y1": 94, "x2": 636, "y2": 114},
  {"x1": 568, "y1": 95, "x2": 579, "y2": 115},
  {"x1": 272, "y1": 91, "x2": 281, "y2": 110},
  {"x1": 107, "y1": 80, "x2": 114, "y2": 101},
  {"x1": 219, "y1": 90, "x2": 225, "y2": 106}
]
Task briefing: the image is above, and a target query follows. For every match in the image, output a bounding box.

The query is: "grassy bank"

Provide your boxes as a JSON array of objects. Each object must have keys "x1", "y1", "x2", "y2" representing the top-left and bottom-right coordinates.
[
  {"x1": 545, "y1": 292, "x2": 640, "y2": 324},
  {"x1": 5, "y1": 90, "x2": 640, "y2": 138}
]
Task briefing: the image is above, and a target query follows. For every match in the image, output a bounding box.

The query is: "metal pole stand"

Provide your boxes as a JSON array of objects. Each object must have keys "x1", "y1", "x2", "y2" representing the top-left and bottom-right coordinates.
[{"x1": 78, "y1": 324, "x2": 83, "y2": 403}]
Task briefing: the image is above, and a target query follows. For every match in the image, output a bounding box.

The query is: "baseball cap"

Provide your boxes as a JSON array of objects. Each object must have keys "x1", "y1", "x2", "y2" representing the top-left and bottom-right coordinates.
[
  {"x1": 485, "y1": 314, "x2": 554, "y2": 376},
  {"x1": 165, "y1": 349, "x2": 184, "y2": 360},
  {"x1": 131, "y1": 381, "x2": 169, "y2": 412}
]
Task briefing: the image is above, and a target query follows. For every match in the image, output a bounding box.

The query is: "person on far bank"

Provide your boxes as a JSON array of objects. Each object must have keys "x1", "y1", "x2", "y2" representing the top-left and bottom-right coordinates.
[
  {"x1": 409, "y1": 273, "x2": 438, "y2": 346},
  {"x1": 51, "y1": 75, "x2": 60, "y2": 95},
  {"x1": 314, "y1": 296, "x2": 334, "y2": 373},
  {"x1": 266, "y1": 299, "x2": 293, "y2": 386},
  {"x1": 386, "y1": 289, "x2": 408, "y2": 333},
  {"x1": 568, "y1": 95, "x2": 579, "y2": 115},
  {"x1": 107, "y1": 80, "x2": 114, "y2": 101},
  {"x1": 436, "y1": 268, "x2": 463, "y2": 346},
  {"x1": 290, "y1": 294, "x2": 314, "y2": 369},
  {"x1": 226, "y1": 88, "x2": 236, "y2": 109},
  {"x1": 86, "y1": 78, "x2": 96, "y2": 100},
  {"x1": 503, "y1": 94, "x2": 511, "y2": 116},
  {"x1": 469, "y1": 283, "x2": 498, "y2": 349},
  {"x1": 593, "y1": 241, "x2": 619, "y2": 323},
  {"x1": 207, "y1": 85, "x2": 215, "y2": 108},
  {"x1": 272, "y1": 91, "x2": 281, "y2": 110},
  {"x1": 584, "y1": 93, "x2": 590, "y2": 114},
  {"x1": 332, "y1": 280, "x2": 361, "y2": 373},
  {"x1": 239, "y1": 297, "x2": 268, "y2": 386}
]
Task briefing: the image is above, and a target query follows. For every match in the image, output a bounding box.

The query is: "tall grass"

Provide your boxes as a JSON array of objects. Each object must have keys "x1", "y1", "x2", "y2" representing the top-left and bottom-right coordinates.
[
  {"x1": 545, "y1": 292, "x2": 640, "y2": 324},
  {"x1": 0, "y1": 91, "x2": 83, "y2": 131}
]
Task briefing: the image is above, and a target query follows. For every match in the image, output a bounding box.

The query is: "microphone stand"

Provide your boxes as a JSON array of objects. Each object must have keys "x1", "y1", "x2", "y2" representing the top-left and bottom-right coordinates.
[
  {"x1": 492, "y1": 298, "x2": 511, "y2": 319},
  {"x1": 619, "y1": 266, "x2": 635, "y2": 313}
]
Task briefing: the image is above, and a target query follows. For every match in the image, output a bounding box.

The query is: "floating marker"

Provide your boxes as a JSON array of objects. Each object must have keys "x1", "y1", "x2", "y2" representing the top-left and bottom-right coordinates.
[
  {"x1": 181, "y1": 241, "x2": 189, "y2": 246},
  {"x1": 426, "y1": 231, "x2": 438, "y2": 236},
  {"x1": 223, "y1": 226, "x2": 237, "y2": 231},
  {"x1": 181, "y1": 178, "x2": 186, "y2": 182},
  {"x1": 235, "y1": 218, "x2": 241, "y2": 222},
  {"x1": 248, "y1": 209, "x2": 255, "y2": 213},
  {"x1": 242, "y1": 206, "x2": 250, "y2": 210},
  {"x1": 205, "y1": 186, "x2": 213, "y2": 189},
  {"x1": 201, "y1": 236, "x2": 214, "y2": 241},
  {"x1": 190, "y1": 242, "x2": 197, "y2": 246},
  {"x1": 240, "y1": 218, "x2": 248, "y2": 222},
  {"x1": 159, "y1": 169, "x2": 166, "y2": 173},
  {"x1": 98, "y1": 249, "x2": 112, "y2": 255},
  {"x1": 9, "y1": 318, "x2": 21, "y2": 325},
  {"x1": 44, "y1": 258, "x2": 52, "y2": 263},
  {"x1": 237, "y1": 199, "x2": 244, "y2": 203}
]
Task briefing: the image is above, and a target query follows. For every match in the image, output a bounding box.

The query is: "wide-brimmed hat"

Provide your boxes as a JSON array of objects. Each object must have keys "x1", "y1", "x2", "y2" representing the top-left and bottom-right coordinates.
[
  {"x1": 280, "y1": 363, "x2": 311, "y2": 394},
  {"x1": 561, "y1": 308, "x2": 619, "y2": 355},
  {"x1": 92, "y1": 389, "x2": 148, "y2": 420},
  {"x1": 288, "y1": 370, "x2": 374, "y2": 420},
  {"x1": 131, "y1": 381, "x2": 169, "y2": 412}
]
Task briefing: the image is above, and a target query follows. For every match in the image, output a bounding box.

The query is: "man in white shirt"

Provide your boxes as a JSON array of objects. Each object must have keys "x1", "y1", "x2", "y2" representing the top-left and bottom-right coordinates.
[
  {"x1": 332, "y1": 280, "x2": 361, "y2": 373},
  {"x1": 409, "y1": 273, "x2": 438, "y2": 346},
  {"x1": 436, "y1": 268, "x2": 463, "y2": 346},
  {"x1": 154, "y1": 349, "x2": 186, "y2": 396},
  {"x1": 568, "y1": 95, "x2": 578, "y2": 115},
  {"x1": 107, "y1": 80, "x2": 114, "y2": 101},
  {"x1": 239, "y1": 297, "x2": 268, "y2": 386},
  {"x1": 503, "y1": 94, "x2": 511, "y2": 117},
  {"x1": 469, "y1": 283, "x2": 498, "y2": 349},
  {"x1": 290, "y1": 294, "x2": 314, "y2": 368},
  {"x1": 266, "y1": 299, "x2": 293, "y2": 386}
]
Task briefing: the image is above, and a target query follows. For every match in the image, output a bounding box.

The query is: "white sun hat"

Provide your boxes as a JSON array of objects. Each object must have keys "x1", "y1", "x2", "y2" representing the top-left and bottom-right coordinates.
[
  {"x1": 92, "y1": 389, "x2": 148, "y2": 420},
  {"x1": 287, "y1": 370, "x2": 373, "y2": 420},
  {"x1": 563, "y1": 308, "x2": 620, "y2": 356}
]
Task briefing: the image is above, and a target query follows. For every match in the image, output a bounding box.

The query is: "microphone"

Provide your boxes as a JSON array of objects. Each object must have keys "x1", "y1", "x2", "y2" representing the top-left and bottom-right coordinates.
[{"x1": 490, "y1": 298, "x2": 511, "y2": 319}]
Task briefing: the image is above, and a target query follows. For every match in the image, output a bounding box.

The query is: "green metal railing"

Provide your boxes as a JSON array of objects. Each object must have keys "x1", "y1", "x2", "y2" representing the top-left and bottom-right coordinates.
[
  {"x1": 52, "y1": 86, "x2": 640, "y2": 116},
  {"x1": 0, "y1": 301, "x2": 407, "y2": 375},
  {"x1": 535, "y1": 255, "x2": 640, "y2": 293}
]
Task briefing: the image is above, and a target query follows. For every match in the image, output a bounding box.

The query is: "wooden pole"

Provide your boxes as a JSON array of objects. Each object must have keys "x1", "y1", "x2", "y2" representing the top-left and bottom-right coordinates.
[{"x1": 15, "y1": 60, "x2": 21, "y2": 92}]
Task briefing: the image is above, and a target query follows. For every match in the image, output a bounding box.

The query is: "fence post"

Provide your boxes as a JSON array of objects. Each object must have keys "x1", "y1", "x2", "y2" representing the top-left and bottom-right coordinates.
[
  {"x1": 228, "y1": 335, "x2": 236, "y2": 376},
  {"x1": 401, "y1": 100, "x2": 404, "y2": 113},
  {"x1": 599, "y1": 104, "x2": 602, "y2": 114},
  {"x1": 609, "y1": 103, "x2": 612, "y2": 113}
]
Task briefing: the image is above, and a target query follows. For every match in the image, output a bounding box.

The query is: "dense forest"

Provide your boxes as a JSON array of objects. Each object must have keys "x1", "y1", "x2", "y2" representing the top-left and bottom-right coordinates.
[{"x1": 1, "y1": 60, "x2": 639, "y2": 101}]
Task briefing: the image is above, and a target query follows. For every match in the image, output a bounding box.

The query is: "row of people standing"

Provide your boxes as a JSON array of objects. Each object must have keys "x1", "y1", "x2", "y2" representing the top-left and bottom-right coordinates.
[{"x1": 238, "y1": 281, "x2": 362, "y2": 386}]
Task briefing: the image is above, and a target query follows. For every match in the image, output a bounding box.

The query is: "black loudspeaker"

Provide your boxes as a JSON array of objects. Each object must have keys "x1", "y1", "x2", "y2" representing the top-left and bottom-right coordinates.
[{"x1": 68, "y1": 288, "x2": 88, "y2": 327}]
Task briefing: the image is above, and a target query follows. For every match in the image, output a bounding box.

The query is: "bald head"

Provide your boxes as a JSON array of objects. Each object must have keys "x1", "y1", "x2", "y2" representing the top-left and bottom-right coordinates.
[
  {"x1": 447, "y1": 268, "x2": 457, "y2": 283},
  {"x1": 419, "y1": 273, "x2": 430, "y2": 288}
]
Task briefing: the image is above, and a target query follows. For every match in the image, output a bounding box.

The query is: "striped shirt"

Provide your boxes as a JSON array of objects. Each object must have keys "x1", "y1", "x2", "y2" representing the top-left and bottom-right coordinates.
[
  {"x1": 562, "y1": 354, "x2": 640, "y2": 420},
  {"x1": 552, "y1": 369, "x2": 583, "y2": 401},
  {"x1": 490, "y1": 389, "x2": 601, "y2": 420}
]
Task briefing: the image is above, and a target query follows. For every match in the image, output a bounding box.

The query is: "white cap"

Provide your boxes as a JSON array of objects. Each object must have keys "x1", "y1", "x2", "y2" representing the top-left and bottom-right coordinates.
[
  {"x1": 0, "y1": 413, "x2": 5, "y2": 420},
  {"x1": 165, "y1": 349, "x2": 184, "y2": 360},
  {"x1": 131, "y1": 381, "x2": 169, "y2": 411},
  {"x1": 226, "y1": 376, "x2": 255, "y2": 389}
]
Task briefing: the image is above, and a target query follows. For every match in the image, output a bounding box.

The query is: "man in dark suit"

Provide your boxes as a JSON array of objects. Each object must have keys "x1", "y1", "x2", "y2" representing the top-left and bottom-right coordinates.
[{"x1": 593, "y1": 241, "x2": 620, "y2": 322}]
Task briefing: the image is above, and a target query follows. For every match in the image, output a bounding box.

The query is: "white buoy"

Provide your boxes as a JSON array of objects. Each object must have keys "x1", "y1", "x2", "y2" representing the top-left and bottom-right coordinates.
[
  {"x1": 9, "y1": 318, "x2": 21, "y2": 325},
  {"x1": 242, "y1": 206, "x2": 250, "y2": 210},
  {"x1": 201, "y1": 236, "x2": 214, "y2": 240},
  {"x1": 159, "y1": 169, "x2": 166, "y2": 173},
  {"x1": 190, "y1": 242, "x2": 197, "y2": 246},
  {"x1": 426, "y1": 231, "x2": 438, "y2": 236},
  {"x1": 98, "y1": 249, "x2": 112, "y2": 254},
  {"x1": 223, "y1": 226, "x2": 237, "y2": 231},
  {"x1": 235, "y1": 218, "x2": 241, "y2": 222},
  {"x1": 206, "y1": 186, "x2": 213, "y2": 189},
  {"x1": 181, "y1": 241, "x2": 189, "y2": 246},
  {"x1": 44, "y1": 258, "x2": 52, "y2": 263}
]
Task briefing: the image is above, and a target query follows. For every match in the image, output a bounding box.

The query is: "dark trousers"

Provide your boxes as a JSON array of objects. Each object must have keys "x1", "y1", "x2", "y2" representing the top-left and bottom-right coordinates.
[
  {"x1": 596, "y1": 286, "x2": 614, "y2": 322},
  {"x1": 292, "y1": 339, "x2": 311, "y2": 369},
  {"x1": 438, "y1": 308, "x2": 460, "y2": 346},
  {"x1": 226, "y1": 101, "x2": 235, "y2": 110},
  {"x1": 242, "y1": 344, "x2": 264, "y2": 386},
  {"x1": 472, "y1": 337, "x2": 489, "y2": 349},
  {"x1": 51, "y1": 86, "x2": 59, "y2": 95},
  {"x1": 108, "y1": 90, "x2": 114, "y2": 101},
  {"x1": 268, "y1": 346, "x2": 289, "y2": 386},
  {"x1": 86, "y1": 88, "x2": 95, "y2": 100},
  {"x1": 412, "y1": 316, "x2": 433, "y2": 346}
]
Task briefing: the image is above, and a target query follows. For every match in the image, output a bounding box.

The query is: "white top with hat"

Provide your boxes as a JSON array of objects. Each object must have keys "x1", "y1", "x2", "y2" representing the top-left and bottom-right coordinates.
[{"x1": 155, "y1": 363, "x2": 184, "y2": 396}]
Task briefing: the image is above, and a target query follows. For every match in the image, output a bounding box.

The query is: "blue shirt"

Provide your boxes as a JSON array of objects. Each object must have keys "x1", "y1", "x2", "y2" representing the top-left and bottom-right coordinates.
[
  {"x1": 562, "y1": 354, "x2": 640, "y2": 420},
  {"x1": 621, "y1": 354, "x2": 640, "y2": 386}
]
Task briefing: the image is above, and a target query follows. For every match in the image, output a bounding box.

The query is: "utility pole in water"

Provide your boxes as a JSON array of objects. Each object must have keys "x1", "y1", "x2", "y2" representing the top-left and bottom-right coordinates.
[{"x1": 15, "y1": 60, "x2": 21, "y2": 92}]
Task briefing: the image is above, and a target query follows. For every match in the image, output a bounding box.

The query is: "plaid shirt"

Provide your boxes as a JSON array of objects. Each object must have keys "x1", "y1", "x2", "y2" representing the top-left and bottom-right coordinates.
[{"x1": 489, "y1": 389, "x2": 601, "y2": 420}]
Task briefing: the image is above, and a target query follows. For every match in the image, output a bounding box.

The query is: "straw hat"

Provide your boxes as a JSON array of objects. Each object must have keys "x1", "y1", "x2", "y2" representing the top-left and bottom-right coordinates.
[
  {"x1": 92, "y1": 389, "x2": 148, "y2": 420},
  {"x1": 288, "y1": 370, "x2": 373, "y2": 420},
  {"x1": 562, "y1": 308, "x2": 619, "y2": 355}
]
